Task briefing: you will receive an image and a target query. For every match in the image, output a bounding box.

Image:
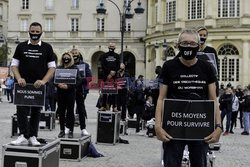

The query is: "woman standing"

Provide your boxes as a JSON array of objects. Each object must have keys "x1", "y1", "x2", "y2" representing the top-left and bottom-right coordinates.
[{"x1": 56, "y1": 52, "x2": 79, "y2": 138}]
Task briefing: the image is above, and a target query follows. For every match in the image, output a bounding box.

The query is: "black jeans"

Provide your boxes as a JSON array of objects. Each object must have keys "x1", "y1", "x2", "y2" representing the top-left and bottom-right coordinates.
[
  {"x1": 230, "y1": 111, "x2": 238, "y2": 131},
  {"x1": 57, "y1": 91, "x2": 75, "y2": 132},
  {"x1": 76, "y1": 91, "x2": 87, "y2": 130},
  {"x1": 221, "y1": 109, "x2": 232, "y2": 132},
  {"x1": 116, "y1": 89, "x2": 127, "y2": 120},
  {"x1": 16, "y1": 106, "x2": 41, "y2": 138},
  {"x1": 163, "y1": 140, "x2": 208, "y2": 167},
  {"x1": 6, "y1": 89, "x2": 13, "y2": 102},
  {"x1": 135, "y1": 104, "x2": 144, "y2": 132}
]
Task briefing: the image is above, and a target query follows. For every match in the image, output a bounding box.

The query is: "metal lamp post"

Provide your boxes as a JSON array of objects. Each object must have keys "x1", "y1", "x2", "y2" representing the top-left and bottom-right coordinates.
[{"x1": 96, "y1": 0, "x2": 144, "y2": 63}]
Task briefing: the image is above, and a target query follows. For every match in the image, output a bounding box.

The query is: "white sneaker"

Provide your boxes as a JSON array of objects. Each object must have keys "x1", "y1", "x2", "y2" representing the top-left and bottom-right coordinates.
[
  {"x1": 65, "y1": 127, "x2": 70, "y2": 135},
  {"x1": 11, "y1": 135, "x2": 28, "y2": 145},
  {"x1": 81, "y1": 129, "x2": 90, "y2": 136},
  {"x1": 136, "y1": 131, "x2": 144, "y2": 136},
  {"x1": 29, "y1": 136, "x2": 41, "y2": 146}
]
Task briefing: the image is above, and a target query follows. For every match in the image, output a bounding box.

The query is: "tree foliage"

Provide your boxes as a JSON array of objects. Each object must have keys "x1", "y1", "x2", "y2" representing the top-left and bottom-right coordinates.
[{"x1": 0, "y1": 44, "x2": 10, "y2": 66}]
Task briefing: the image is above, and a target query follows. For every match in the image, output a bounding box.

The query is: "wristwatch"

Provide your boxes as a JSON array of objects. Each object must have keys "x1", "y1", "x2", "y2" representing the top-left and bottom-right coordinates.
[{"x1": 215, "y1": 124, "x2": 223, "y2": 131}]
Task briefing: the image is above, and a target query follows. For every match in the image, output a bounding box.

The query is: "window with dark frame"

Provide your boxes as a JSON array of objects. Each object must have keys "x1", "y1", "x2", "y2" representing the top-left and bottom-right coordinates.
[{"x1": 22, "y1": 0, "x2": 29, "y2": 9}]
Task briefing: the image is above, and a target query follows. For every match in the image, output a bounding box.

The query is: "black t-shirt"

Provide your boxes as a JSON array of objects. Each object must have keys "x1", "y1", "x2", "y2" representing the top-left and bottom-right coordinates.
[
  {"x1": 13, "y1": 41, "x2": 54, "y2": 83},
  {"x1": 160, "y1": 58, "x2": 217, "y2": 100},
  {"x1": 100, "y1": 51, "x2": 120, "y2": 76}
]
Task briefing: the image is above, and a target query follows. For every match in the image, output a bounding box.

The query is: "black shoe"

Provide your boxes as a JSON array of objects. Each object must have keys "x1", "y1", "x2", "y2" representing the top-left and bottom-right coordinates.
[
  {"x1": 241, "y1": 131, "x2": 249, "y2": 135},
  {"x1": 229, "y1": 130, "x2": 234, "y2": 134},
  {"x1": 58, "y1": 131, "x2": 65, "y2": 138},
  {"x1": 119, "y1": 137, "x2": 129, "y2": 144},
  {"x1": 68, "y1": 131, "x2": 73, "y2": 138}
]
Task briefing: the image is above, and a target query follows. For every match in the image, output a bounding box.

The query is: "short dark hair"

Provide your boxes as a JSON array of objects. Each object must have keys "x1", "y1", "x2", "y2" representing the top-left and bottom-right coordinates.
[{"x1": 29, "y1": 22, "x2": 42, "y2": 30}]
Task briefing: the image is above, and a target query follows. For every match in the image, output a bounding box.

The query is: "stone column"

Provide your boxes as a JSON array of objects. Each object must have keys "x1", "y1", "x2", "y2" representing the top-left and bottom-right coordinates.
[
  {"x1": 242, "y1": 40, "x2": 250, "y2": 86},
  {"x1": 175, "y1": 0, "x2": 185, "y2": 29},
  {"x1": 205, "y1": 0, "x2": 212, "y2": 18},
  {"x1": 241, "y1": 0, "x2": 250, "y2": 25},
  {"x1": 157, "y1": 0, "x2": 162, "y2": 23},
  {"x1": 147, "y1": 0, "x2": 153, "y2": 26},
  {"x1": 204, "y1": 0, "x2": 216, "y2": 27},
  {"x1": 145, "y1": 46, "x2": 151, "y2": 79},
  {"x1": 155, "y1": 46, "x2": 161, "y2": 66},
  {"x1": 243, "y1": 0, "x2": 250, "y2": 16}
]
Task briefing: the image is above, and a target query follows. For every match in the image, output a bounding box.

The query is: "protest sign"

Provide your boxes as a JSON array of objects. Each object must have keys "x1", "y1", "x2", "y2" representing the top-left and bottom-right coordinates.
[
  {"x1": 54, "y1": 68, "x2": 77, "y2": 84},
  {"x1": 14, "y1": 83, "x2": 45, "y2": 107},
  {"x1": 101, "y1": 81, "x2": 118, "y2": 94},
  {"x1": 77, "y1": 64, "x2": 86, "y2": 78},
  {"x1": 163, "y1": 99, "x2": 215, "y2": 140},
  {"x1": 197, "y1": 52, "x2": 218, "y2": 74}
]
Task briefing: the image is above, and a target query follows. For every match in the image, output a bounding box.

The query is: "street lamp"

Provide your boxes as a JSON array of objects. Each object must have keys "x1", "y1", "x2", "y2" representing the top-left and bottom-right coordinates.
[{"x1": 96, "y1": 0, "x2": 144, "y2": 63}]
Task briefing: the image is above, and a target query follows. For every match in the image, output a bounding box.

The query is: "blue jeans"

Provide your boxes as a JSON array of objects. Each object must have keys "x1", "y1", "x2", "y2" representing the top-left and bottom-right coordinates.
[
  {"x1": 163, "y1": 140, "x2": 208, "y2": 167},
  {"x1": 221, "y1": 109, "x2": 232, "y2": 132},
  {"x1": 243, "y1": 112, "x2": 250, "y2": 132}
]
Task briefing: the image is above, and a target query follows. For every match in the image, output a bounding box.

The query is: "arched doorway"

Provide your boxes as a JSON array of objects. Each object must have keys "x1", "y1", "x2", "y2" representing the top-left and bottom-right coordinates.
[
  {"x1": 123, "y1": 51, "x2": 136, "y2": 77},
  {"x1": 91, "y1": 51, "x2": 105, "y2": 81},
  {"x1": 218, "y1": 43, "x2": 240, "y2": 87}
]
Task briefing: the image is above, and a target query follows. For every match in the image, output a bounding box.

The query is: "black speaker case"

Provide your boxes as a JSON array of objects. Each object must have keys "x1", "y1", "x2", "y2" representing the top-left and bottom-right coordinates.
[
  {"x1": 96, "y1": 111, "x2": 121, "y2": 145},
  {"x1": 39, "y1": 111, "x2": 55, "y2": 131},
  {"x1": 59, "y1": 134, "x2": 91, "y2": 161},
  {"x1": 2, "y1": 139, "x2": 60, "y2": 167}
]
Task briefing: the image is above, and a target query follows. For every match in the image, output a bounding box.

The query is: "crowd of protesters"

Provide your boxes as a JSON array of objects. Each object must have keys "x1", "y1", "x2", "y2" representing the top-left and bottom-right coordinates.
[
  {"x1": 219, "y1": 83, "x2": 250, "y2": 136},
  {"x1": 0, "y1": 21, "x2": 249, "y2": 167}
]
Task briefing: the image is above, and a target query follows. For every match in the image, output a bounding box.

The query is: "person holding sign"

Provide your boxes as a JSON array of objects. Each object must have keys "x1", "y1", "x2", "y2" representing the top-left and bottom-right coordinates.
[
  {"x1": 10, "y1": 22, "x2": 56, "y2": 146},
  {"x1": 99, "y1": 43, "x2": 120, "y2": 111},
  {"x1": 155, "y1": 29, "x2": 222, "y2": 167},
  {"x1": 196, "y1": 26, "x2": 220, "y2": 97},
  {"x1": 56, "y1": 52, "x2": 80, "y2": 138},
  {"x1": 70, "y1": 48, "x2": 92, "y2": 136}
]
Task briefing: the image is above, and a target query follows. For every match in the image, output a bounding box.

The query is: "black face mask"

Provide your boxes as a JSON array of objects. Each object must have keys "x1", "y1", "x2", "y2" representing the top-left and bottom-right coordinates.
[
  {"x1": 62, "y1": 58, "x2": 71, "y2": 64},
  {"x1": 29, "y1": 33, "x2": 42, "y2": 41},
  {"x1": 179, "y1": 46, "x2": 199, "y2": 60},
  {"x1": 109, "y1": 48, "x2": 115, "y2": 52},
  {"x1": 200, "y1": 37, "x2": 207, "y2": 44},
  {"x1": 73, "y1": 56, "x2": 80, "y2": 63}
]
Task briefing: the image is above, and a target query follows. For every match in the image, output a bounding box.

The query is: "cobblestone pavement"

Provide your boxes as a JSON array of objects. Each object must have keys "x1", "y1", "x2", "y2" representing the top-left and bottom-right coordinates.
[{"x1": 0, "y1": 90, "x2": 249, "y2": 167}]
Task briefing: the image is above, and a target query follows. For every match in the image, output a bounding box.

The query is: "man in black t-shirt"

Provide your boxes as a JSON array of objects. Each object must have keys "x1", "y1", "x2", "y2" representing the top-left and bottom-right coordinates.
[
  {"x1": 155, "y1": 30, "x2": 222, "y2": 167},
  {"x1": 176, "y1": 26, "x2": 220, "y2": 96},
  {"x1": 11, "y1": 22, "x2": 56, "y2": 146},
  {"x1": 99, "y1": 43, "x2": 120, "y2": 111}
]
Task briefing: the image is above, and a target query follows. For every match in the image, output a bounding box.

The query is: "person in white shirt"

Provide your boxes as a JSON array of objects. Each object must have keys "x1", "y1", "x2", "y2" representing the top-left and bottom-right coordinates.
[{"x1": 230, "y1": 89, "x2": 239, "y2": 133}]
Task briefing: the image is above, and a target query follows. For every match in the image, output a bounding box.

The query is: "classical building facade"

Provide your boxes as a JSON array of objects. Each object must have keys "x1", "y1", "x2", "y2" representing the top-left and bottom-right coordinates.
[
  {"x1": 7, "y1": 0, "x2": 147, "y2": 79},
  {"x1": 0, "y1": 0, "x2": 9, "y2": 66},
  {"x1": 0, "y1": 0, "x2": 8, "y2": 37},
  {"x1": 144, "y1": 0, "x2": 250, "y2": 87}
]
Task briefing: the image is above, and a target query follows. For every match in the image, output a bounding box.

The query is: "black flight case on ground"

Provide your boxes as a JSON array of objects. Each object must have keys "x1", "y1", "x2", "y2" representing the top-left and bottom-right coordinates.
[
  {"x1": 96, "y1": 111, "x2": 121, "y2": 145},
  {"x1": 59, "y1": 134, "x2": 91, "y2": 161},
  {"x1": 39, "y1": 111, "x2": 56, "y2": 131},
  {"x1": 2, "y1": 138, "x2": 60, "y2": 167}
]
